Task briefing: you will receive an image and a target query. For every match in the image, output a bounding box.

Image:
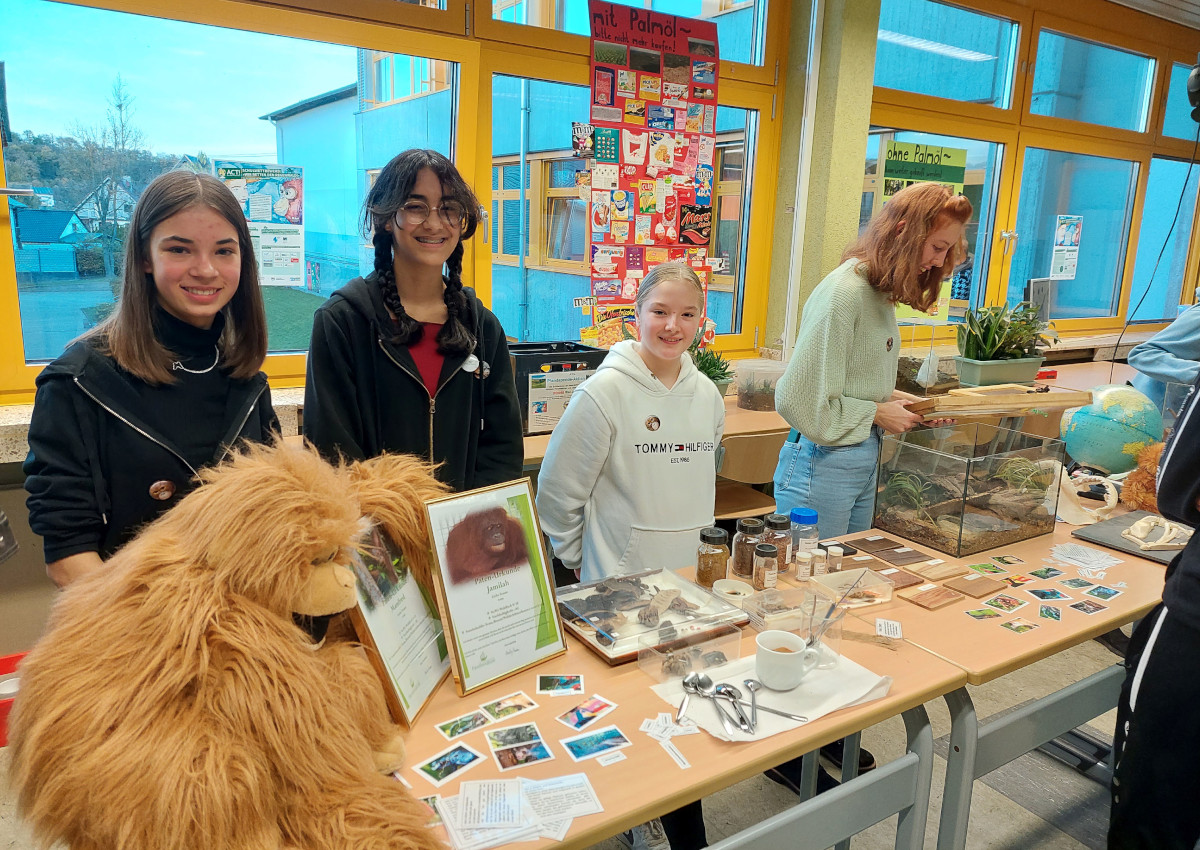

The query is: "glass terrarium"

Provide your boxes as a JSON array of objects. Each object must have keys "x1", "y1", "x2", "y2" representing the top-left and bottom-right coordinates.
[{"x1": 873, "y1": 424, "x2": 1064, "y2": 557}]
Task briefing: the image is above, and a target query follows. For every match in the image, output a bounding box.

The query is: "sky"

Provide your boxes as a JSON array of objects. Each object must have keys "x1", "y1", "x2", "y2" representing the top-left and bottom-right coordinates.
[{"x1": 1, "y1": 0, "x2": 358, "y2": 162}]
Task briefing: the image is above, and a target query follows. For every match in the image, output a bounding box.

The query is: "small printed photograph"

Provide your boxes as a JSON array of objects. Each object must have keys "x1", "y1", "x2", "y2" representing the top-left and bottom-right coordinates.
[
  {"x1": 1001, "y1": 618, "x2": 1039, "y2": 634},
  {"x1": 537, "y1": 674, "x2": 584, "y2": 696},
  {"x1": 1027, "y1": 588, "x2": 1070, "y2": 601},
  {"x1": 480, "y1": 691, "x2": 539, "y2": 721},
  {"x1": 691, "y1": 85, "x2": 715, "y2": 101},
  {"x1": 1060, "y1": 578, "x2": 1094, "y2": 589},
  {"x1": 561, "y1": 724, "x2": 632, "y2": 762},
  {"x1": 1039, "y1": 605, "x2": 1062, "y2": 621},
  {"x1": 485, "y1": 723, "x2": 542, "y2": 750},
  {"x1": 415, "y1": 743, "x2": 484, "y2": 787},
  {"x1": 1071, "y1": 599, "x2": 1108, "y2": 615},
  {"x1": 968, "y1": 563, "x2": 1007, "y2": 575},
  {"x1": 966, "y1": 608, "x2": 1002, "y2": 620},
  {"x1": 1029, "y1": 567, "x2": 1064, "y2": 580},
  {"x1": 663, "y1": 53, "x2": 691, "y2": 85},
  {"x1": 436, "y1": 709, "x2": 492, "y2": 741},
  {"x1": 984, "y1": 594, "x2": 1028, "y2": 613},
  {"x1": 993, "y1": 555, "x2": 1024, "y2": 566},
  {"x1": 417, "y1": 795, "x2": 443, "y2": 827},
  {"x1": 691, "y1": 60, "x2": 716, "y2": 85},
  {"x1": 688, "y1": 37, "x2": 717, "y2": 57},
  {"x1": 557, "y1": 695, "x2": 618, "y2": 731},
  {"x1": 494, "y1": 741, "x2": 555, "y2": 771},
  {"x1": 1002, "y1": 574, "x2": 1035, "y2": 588},
  {"x1": 1086, "y1": 585, "x2": 1123, "y2": 601},
  {"x1": 629, "y1": 46, "x2": 662, "y2": 74},
  {"x1": 594, "y1": 41, "x2": 628, "y2": 66}
]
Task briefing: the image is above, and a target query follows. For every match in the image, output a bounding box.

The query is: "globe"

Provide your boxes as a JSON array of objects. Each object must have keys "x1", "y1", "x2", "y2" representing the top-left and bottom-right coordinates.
[{"x1": 1059, "y1": 385, "x2": 1163, "y2": 474}]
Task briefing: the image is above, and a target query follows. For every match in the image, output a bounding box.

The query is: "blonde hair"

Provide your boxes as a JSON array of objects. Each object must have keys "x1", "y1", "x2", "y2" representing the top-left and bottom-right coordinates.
[
  {"x1": 635, "y1": 261, "x2": 704, "y2": 313},
  {"x1": 842, "y1": 182, "x2": 973, "y2": 312}
]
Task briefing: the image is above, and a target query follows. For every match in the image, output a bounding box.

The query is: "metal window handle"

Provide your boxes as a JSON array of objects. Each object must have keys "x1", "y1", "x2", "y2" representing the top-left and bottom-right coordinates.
[
  {"x1": 480, "y1": 206, "x2": 489, "y2": 244},
  {"x1": 0, "y1": 188, "x2": 36, "y2": 196},
  {"x1": 1000, "y1": 229, "x2": 1019, "y2": 254}
]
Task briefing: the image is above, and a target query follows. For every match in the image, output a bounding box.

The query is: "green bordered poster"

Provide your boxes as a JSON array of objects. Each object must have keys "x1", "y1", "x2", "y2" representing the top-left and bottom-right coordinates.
[
  {"x1": 881, "y1": 142, "x2": 966, "y2": 201},
  {"x1": 424, "y1": 479, "x2": 567, "y2": 696}
]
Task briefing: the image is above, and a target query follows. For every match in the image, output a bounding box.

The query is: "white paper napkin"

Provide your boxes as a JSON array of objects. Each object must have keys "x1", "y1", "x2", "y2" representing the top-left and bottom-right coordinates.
[{"x1": 650, "y1": 655, "x2": 892, "y2": 743}]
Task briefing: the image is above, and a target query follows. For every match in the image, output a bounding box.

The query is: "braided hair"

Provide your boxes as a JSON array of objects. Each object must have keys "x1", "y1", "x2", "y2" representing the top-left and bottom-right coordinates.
[{"x1": 365, "y1": 149, "x2": 481, "y2": 355}]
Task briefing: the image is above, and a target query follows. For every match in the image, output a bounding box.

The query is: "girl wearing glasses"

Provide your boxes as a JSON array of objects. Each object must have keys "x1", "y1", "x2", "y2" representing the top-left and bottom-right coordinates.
[{"x1": 304, "y1": 149, "x2": 522, "y2": 492}]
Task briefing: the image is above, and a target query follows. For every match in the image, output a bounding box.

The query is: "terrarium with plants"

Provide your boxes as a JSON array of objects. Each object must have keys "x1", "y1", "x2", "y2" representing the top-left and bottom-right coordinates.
[{"x1": 873, "y1": 423, "x2": 1064, "y2": 556}]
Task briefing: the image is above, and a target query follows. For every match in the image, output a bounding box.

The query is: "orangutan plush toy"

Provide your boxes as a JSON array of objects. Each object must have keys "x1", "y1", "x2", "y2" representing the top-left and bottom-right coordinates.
[
  {"x1": 1121, "y1": 441, "x2": 1165, "y2": 514},
  {"x1": 8, "y1": 444, "x2": 449, "y2": 850}
]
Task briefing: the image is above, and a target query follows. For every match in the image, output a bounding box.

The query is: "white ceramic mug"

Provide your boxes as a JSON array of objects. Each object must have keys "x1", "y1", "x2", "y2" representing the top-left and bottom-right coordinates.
[{"x1": 755, "y1": 630, "x2": 820, "y2": 690}]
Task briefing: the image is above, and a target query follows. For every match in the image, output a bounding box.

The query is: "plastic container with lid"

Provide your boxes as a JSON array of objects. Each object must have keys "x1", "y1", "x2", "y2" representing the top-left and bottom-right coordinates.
[
  {"x1": 735, "y1": 358, "x2": 787, "y2": 411},
  {"x1": 789, "y1": 507, "x2": 819, "y2": 566},
  {"x1": 764, "y1": 514, "x2": 793, "y2": 575},
  {"x1": 752, "y1": 542, "x2": 780, "y2": 590},
  {"x1": 730, "y1": 517, "x2": 765, "y2": 579},
  {"x1": 695, "y1": 527, "x2": 729, "y2": 588}
]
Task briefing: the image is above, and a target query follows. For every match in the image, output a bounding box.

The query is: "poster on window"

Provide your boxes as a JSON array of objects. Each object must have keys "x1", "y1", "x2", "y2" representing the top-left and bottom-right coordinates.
[
  {"x1": 880, "y1": 142, "x2": 965, "y2": 201},
  {"x1": 583, "y1": 0, "x2": 716, "y2": 347},
  {"x1": 215, "y1": 160, "x2": 304, "y2": 287},
  {"x1": 1050, "y1": 214, "x2": 1082, "y2": 281}
]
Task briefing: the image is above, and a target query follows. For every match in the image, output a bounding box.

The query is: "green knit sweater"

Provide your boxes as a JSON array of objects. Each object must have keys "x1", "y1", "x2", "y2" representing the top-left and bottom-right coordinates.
[{"x1": 776, "y1": 259, "x2": 899, "y2": 446}]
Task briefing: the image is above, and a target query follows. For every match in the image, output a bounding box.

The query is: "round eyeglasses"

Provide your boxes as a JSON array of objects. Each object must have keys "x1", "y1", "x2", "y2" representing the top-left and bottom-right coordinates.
[{"x1": 396, "y1": 200, "x2": 467, "y2": 229}]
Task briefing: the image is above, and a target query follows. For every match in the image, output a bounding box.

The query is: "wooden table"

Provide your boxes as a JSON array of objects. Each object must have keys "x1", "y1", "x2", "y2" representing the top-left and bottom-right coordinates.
[
  {"x1": 406, "y1": 618, "x2": 966, "y2": 850},
  {"x1": 837, "y1": 523, "x2": 1164, "y2": 850}
]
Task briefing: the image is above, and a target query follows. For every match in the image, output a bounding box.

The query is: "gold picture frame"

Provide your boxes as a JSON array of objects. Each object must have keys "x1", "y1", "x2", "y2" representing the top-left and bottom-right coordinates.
[{"x1": 424, "y1": 478, "x2": 567, "y2": 696}]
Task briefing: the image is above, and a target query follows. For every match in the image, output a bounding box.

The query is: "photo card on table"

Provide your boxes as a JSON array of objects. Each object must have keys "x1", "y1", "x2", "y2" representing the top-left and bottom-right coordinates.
[{"x1": 425, "y1": 479, "x2": 566, "y2": 696}]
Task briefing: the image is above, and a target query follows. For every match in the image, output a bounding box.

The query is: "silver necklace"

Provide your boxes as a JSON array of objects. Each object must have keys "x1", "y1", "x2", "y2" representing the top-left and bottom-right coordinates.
[{"x1": 171, "y1": 345, "x2": 220, "y2": 374}]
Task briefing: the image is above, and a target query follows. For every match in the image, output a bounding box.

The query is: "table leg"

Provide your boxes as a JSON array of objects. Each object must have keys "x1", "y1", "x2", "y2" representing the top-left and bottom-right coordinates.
[
  {"x1": 937, "y1": 666, "x2": 1125, "y2": 850},
  {"x1": 936, "y1": 688, "x2": 978, "y2": 850},
  {"x1": 706, "y1": 706, "x2": 934, "y2": 850}
]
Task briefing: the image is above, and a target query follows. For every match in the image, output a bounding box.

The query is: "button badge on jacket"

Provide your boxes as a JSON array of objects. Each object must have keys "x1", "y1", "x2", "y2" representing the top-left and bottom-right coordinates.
[{"x1": 148, "y1": 480, "x2": 177, "y2": 501}]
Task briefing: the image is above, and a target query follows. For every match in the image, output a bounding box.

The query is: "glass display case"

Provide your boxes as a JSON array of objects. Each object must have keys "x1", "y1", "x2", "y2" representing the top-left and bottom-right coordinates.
[
  {"x1": 873, "y1": 423, "x2": 1064, "y2": 557},
  {"x1": 557, "y1": 569, "x2": 748, "y2": 665}
]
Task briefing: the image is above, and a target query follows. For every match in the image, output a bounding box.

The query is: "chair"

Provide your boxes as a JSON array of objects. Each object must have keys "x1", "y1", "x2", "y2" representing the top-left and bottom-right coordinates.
[{"x1": 714, "y1": 430, "x2": 790, "y2": 520}]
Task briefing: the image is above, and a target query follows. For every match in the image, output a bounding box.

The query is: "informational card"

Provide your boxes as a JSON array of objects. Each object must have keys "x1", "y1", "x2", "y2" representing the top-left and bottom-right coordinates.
[
  {"x1": 215, "y1": 160, "x2": 304, "y2": 287},
  {"x1": 1051, "y1": 214, "x2": 1082, "y2": 280},
  {"x1": 348, "y1": 525, "x2": 449, "y2": 725}
]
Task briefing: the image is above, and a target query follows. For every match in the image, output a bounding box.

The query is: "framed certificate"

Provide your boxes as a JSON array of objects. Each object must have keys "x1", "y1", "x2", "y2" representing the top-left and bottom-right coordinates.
[
  {"x1": 425, "y1": 479, "x2": 567, "y2": 695},
  {"x1": 348, "y1": 524, "x2": 451, "y2": 726}
]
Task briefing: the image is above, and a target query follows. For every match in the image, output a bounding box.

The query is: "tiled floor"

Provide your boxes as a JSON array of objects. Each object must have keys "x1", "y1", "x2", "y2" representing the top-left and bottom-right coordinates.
[{"x1": 0, "y1": 633, "x2": 1124, "y2": 850}]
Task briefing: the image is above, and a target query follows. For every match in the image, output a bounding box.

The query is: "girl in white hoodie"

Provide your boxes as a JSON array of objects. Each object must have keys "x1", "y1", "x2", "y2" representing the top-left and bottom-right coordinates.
[{"x1": 536, "y1": 261, "x2": 725, "y2": 583}]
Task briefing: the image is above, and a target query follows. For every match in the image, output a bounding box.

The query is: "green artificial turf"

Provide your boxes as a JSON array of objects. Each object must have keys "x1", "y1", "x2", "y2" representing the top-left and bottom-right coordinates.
[{"x1": 262, "y1": 286, "x2": 328, "y2": 352}]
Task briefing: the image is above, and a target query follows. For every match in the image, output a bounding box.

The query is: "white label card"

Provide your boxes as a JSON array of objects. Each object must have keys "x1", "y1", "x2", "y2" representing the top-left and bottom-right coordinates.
[{"x1": 876, "y1": 618, "x2": 904, "y2": 640}]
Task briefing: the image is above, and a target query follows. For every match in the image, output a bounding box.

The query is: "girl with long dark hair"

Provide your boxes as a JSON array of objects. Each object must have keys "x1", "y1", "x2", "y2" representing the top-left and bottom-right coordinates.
[{"x1": 304, "y1": 149, "x2": 522, "y2": 491}]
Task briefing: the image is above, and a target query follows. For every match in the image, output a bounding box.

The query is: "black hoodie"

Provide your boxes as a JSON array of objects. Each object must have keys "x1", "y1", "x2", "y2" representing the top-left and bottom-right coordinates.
[
  {"x1": 303, "y1": 274, "x2": 523, "y2": 492},
  {"x1": 1155, "y1": 375, "x2": 1200, "y2": 626}
]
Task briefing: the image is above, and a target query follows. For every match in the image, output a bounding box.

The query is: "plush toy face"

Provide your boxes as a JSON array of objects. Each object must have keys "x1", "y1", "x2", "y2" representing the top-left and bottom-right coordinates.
[{"x1": 294, "y1": 552, "x2": 360, "y2": 618}]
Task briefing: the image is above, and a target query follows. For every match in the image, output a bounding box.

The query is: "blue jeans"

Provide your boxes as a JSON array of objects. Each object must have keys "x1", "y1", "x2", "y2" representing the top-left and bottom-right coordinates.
[{"x1": 772, "y1": 428, "x2": 882, "y2": 540}]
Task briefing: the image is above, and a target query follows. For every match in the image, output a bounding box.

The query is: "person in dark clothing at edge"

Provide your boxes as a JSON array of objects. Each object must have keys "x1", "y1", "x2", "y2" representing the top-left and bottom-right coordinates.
[
  {"x1": 304, "y1": 149, "x2": 522, "y2": 493},
  {"x1": 24, "y1": 171, "x2": 278, "y2": 589},
  {"x1": 1108, "y1": 375, "x2": 1200, "y2": 849}
]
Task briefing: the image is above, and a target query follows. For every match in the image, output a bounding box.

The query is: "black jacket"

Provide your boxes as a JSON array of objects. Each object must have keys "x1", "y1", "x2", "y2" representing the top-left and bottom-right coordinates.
[
  {"x1": 24, "y1": 342, "x2": 278, "y2": 563},
  {"x1": 303, "y1": 275, "x2": 523, "y2": 492},
  {"x1": 1157, "y1": 376, "x2": 1200, "y2": 627}
]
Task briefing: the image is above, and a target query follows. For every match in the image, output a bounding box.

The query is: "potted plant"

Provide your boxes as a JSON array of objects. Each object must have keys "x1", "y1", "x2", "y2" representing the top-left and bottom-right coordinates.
[
  {"x1": 955, "y1": 301, "x2": 1057, "y2": 387},
  {"x1": 689, "y1": 318, "x2": 734, "y2": 396}
]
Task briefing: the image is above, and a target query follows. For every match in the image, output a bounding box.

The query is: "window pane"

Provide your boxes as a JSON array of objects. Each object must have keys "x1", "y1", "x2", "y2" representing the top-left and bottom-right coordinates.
[
  {"x1": 491, "y1": 74, "x2": 592, "y2": 343},
  {"x1": 874, "y1": 0, "x2": 1018, "y2": 108},
  {"x1": 491, "y1": 0, "x2": 769, "y2": 67},
  {"x1": 3, "y1": 0, "x2": 456, "y2": 360},
  {"x1": 545, "y1": 198, "x2": 588, "y2": 261},
  {"x1": 1030, "y1": 31, "x2": 1153, "y2": 132},
  {"x1": 1129, "y1": 157, "x2": 1199, "y2": 321},
  {"x1": 1005, "y1": 147, "x2": 1138, "y2": 319},
  {"x1": 1163, "y1": 62, "x2": 1200, "y2": 141},
  {"x1": 709, "y1": 105, "x2": 755, "y2": 335},
  {"x1": 864, "y1": 128, "x2": 1004, "y2": 317}
]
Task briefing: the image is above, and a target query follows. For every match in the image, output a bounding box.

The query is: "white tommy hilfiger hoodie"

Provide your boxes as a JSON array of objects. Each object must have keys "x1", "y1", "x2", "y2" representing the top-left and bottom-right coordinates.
[{"x1": 536, "y1": 340, "x2": 725, "y2": 583}]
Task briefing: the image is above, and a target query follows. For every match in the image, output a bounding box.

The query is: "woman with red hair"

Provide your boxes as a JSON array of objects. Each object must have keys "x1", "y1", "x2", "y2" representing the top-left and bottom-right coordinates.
[
  {"x1": 769, "y1": 181, "x2": 972, "y2": 786},
  {"x1": 773, "y1": 182, "x2": 972, "y2": 540}
]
